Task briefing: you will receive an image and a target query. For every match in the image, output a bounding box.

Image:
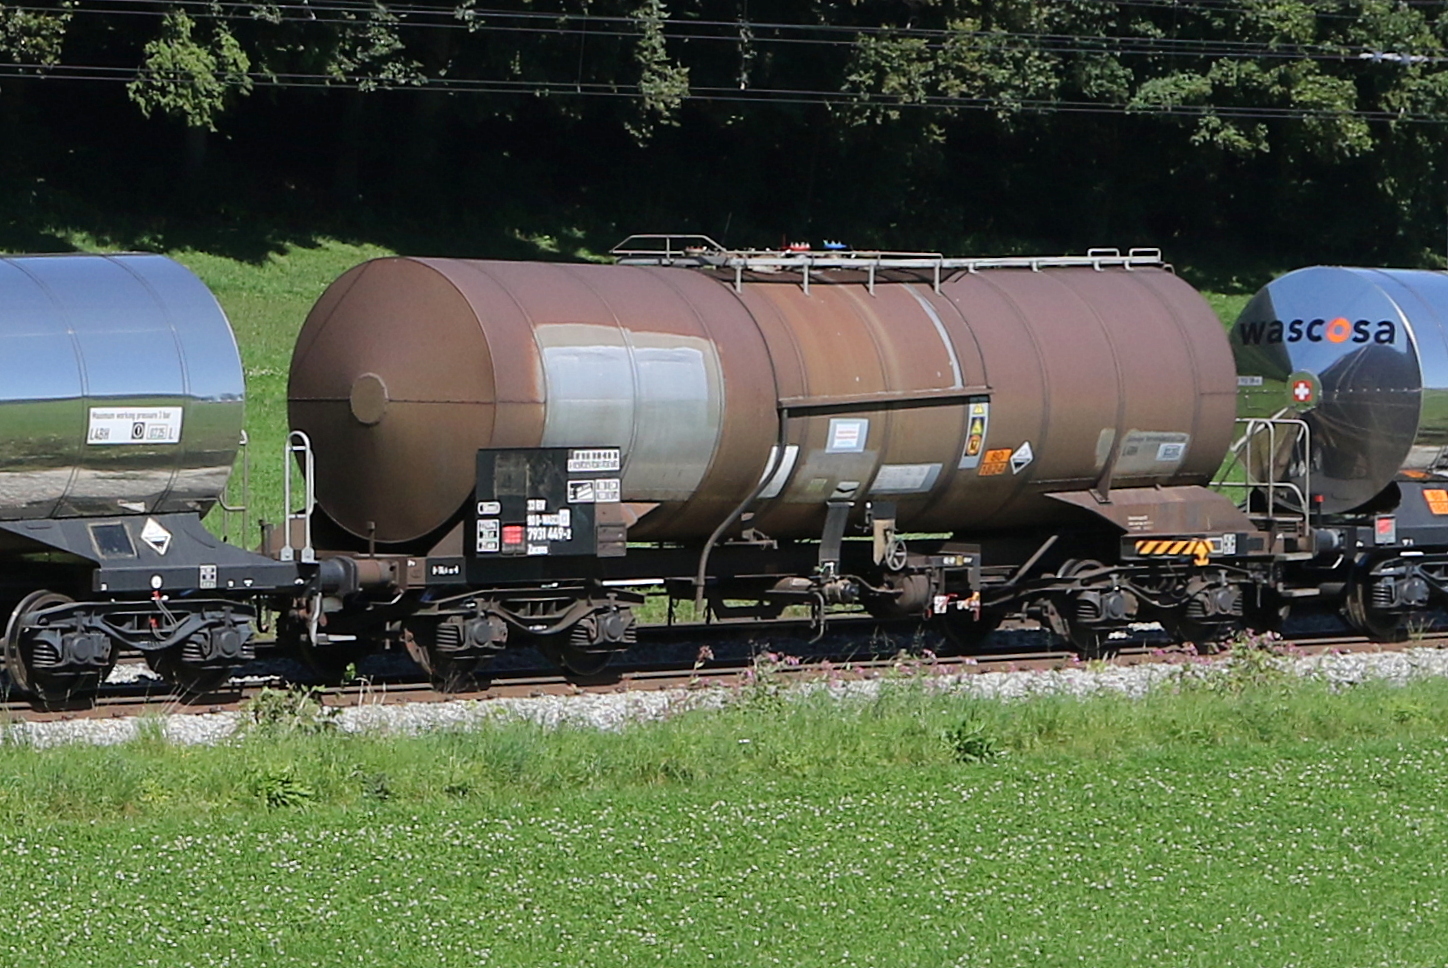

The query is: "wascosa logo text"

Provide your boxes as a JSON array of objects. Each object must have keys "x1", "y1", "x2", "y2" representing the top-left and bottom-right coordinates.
[{"x1": 1236, "y1": 316, "x2": 1397, "y2": 346}]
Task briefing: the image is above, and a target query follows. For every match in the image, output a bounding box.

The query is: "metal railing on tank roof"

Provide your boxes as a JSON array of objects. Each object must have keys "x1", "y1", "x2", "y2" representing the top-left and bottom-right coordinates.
[{"x1": 610, "y1": 235, "x2": 1167, "y2": 294}]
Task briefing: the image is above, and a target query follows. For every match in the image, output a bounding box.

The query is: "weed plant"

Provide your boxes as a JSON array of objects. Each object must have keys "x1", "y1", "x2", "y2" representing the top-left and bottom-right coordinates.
[{"x1": 243, "y1": 686, "x2": 338, "y2": 736}]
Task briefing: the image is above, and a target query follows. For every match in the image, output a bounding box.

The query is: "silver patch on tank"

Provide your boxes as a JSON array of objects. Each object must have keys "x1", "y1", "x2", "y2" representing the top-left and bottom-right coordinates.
[
  {"x1": 1094, "y1": 428, "x2": 1116, "y2": 473},
  {"x1": 780, "y1": 450, "x2": 878, "y2": 503},
  {"x1": 1114, "y1": 430, "x2": 1190, "y2": 477},
  {"x1": 536, "y1": 324, "x2": 723, "y2": 502},
  {"x1": 870, "y1": 463, "x2": 942, "y2": 494}
]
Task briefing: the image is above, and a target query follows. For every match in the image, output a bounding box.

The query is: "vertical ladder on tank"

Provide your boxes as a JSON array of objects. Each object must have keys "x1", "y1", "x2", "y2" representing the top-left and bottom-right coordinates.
[
  {"x1": 216, "y1": 430, "x2": 250, "y2": 546},
  {"x1": 281, "y1": 430, "x2": 316, "y2": 564}
]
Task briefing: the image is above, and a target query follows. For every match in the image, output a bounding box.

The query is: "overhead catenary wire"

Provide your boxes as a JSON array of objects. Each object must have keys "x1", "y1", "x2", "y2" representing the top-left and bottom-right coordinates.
[
  {"x1": 41, "y1": 0, "x2": 1448, "y2": 28},
  {"x1": 10, "y1": 0, "x2": 1448, "y2": 63},
  {"x1": 8, "y1": 59, "x2": 1448, "y2": 124},
  {"x1": 12, "y1": 10, "x2": 1448, "y2": 70},
  {"x1": 8, "y1": 0, "x2": 1448, "y2": 123}
]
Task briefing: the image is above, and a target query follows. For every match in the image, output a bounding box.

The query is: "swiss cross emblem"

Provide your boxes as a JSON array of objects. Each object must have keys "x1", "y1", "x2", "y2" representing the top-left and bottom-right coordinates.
[{"x1": 1292, "y1": 379, "x2": 1314, "y2": 403}]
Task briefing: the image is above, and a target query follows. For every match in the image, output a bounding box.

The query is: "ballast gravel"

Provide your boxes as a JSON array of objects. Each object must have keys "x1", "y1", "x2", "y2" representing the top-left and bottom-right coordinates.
[{"x1": 7, "y1": 646, "x2": 1448, "y2": 748}]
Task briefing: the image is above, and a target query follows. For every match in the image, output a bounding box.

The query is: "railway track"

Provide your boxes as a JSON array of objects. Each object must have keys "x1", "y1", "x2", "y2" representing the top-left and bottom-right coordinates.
[{"x1": 5, "y1": 625, "x2": 1443, "y2": 724}]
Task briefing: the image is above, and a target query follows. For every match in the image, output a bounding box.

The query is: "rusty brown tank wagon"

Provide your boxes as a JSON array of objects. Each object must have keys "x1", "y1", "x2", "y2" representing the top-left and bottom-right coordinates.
[
  {"x1": 284, "y1": 238, "x2": 1275, "y2": 684},
  {"x1": 291, "y1": 248, "x2": 1236, "y2": 545}
]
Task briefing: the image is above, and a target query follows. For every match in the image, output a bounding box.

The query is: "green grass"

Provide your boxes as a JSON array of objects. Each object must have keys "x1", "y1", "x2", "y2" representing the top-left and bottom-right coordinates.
[
  {"x1": 9, "y1": 744, "x2": 1448, "y2": 967},
  {"x1": 2, "y1": 672, "x2": 1448, "y2": 965},
  {"x1": 1203, "y1": 289, "x2": 1252, "y2": 328},
  {"x1": 7, "y1": 661, "x2": 1448, "y2": 819}
]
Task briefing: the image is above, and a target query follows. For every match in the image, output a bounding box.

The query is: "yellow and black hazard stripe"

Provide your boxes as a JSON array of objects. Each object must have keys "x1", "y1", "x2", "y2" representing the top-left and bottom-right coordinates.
[{"x1": 1133, "y1": 538, "x2": 1214, "y2": 566}]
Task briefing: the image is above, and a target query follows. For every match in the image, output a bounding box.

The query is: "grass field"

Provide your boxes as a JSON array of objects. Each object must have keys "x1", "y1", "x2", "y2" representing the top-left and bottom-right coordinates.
[
  {"x1": 2, "y1": 671, "x2": 1448, "y2": 966},
  {"x1": 1201, "y1": 289, "x2": 1252, "y2": 328}
]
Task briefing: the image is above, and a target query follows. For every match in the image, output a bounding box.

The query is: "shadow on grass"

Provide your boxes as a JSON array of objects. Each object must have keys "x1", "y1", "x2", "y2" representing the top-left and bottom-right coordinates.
[
  {"x1": 1173, "y1": 255, "x2": 1288, "y2": 296},
  {"x1": 0, "y1": 173, "x2": 625, "y2": 265}
]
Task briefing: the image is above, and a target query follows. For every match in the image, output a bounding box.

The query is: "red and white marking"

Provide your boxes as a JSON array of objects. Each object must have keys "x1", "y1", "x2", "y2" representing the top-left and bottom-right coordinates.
[{"x1": 1292, "y1": 379, "x2": 1314, "y2": 403}]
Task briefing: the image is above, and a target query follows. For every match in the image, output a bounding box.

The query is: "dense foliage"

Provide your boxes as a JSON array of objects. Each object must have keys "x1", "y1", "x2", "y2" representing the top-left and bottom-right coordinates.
[{"x1": 5, "y1": 0, "x2": 1448, "y2": 268}]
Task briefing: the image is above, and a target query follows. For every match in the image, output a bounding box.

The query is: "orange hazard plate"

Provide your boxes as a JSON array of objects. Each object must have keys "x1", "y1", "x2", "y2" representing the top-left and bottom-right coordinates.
[
  {"x1": 1425, "y1": 488, "x2": 1448, "y2": 515},
  {"x1": 978, "y1": 448, "x2": 1012, "y2": 476}
]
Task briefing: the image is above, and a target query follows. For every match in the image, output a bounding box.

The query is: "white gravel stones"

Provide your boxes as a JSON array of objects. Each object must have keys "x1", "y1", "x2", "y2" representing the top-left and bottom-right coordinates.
[
  {"x1": 1292, "y1": 646, "x2": 1448, "y2": 686},
  {"x1": 4, "y1": 709, "x2": 240, "y2": 749},
  {"x1": 102, "y1": 662, "x2": 164, "y2": 685},
  {"x1": 7, "y1": 646, "x2": 1448, "y2": 748}
]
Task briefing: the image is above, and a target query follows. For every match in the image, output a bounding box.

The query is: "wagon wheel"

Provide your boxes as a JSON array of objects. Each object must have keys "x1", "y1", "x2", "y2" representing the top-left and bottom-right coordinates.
[
  {"x1": 1051, "y1": 561, "x2": 1120, "y2": 661},
  {"x1": 3, "y1": 591, "x2": 112, "y2": 704},
  {"x1": 145, "y1": 646, "x2": 235, "y2": 699},
  {"x1": 538, "y1": 640, "x2": 613, "y2": 677},
  {"x1": 403, "y1": 622, "x2": 481, "y2": 693},
  {"x1": 1343, "y1": 576, "x2": 1408, "y2": 643}
]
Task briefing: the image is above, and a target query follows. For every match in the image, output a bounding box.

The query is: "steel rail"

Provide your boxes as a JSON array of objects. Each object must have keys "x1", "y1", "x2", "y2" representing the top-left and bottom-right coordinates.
[{"x1": 3, "y1": 631, "x2": 1440, "y2": 723}]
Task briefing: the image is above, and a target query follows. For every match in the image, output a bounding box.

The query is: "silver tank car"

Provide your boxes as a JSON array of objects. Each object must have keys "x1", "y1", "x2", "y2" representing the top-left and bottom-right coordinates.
[
  {"x1": 0, "y1": 253, "x2": 244, "y2": 519},
  {"x1": 1232, "y1": 266, "x2": 1448, "y2": 513}
]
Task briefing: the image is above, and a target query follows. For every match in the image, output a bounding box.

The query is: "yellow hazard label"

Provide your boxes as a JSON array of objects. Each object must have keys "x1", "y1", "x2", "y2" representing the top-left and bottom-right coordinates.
[
  {"x1": 979, "y1": 448, "x2": 1012, "y2": 476},
  {"x1": 1134, "y1": 538, "x2": 1213, "y2": 566},
  {"x1": 964, "y1": 418, "x2": 986, "y2": 457}
]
